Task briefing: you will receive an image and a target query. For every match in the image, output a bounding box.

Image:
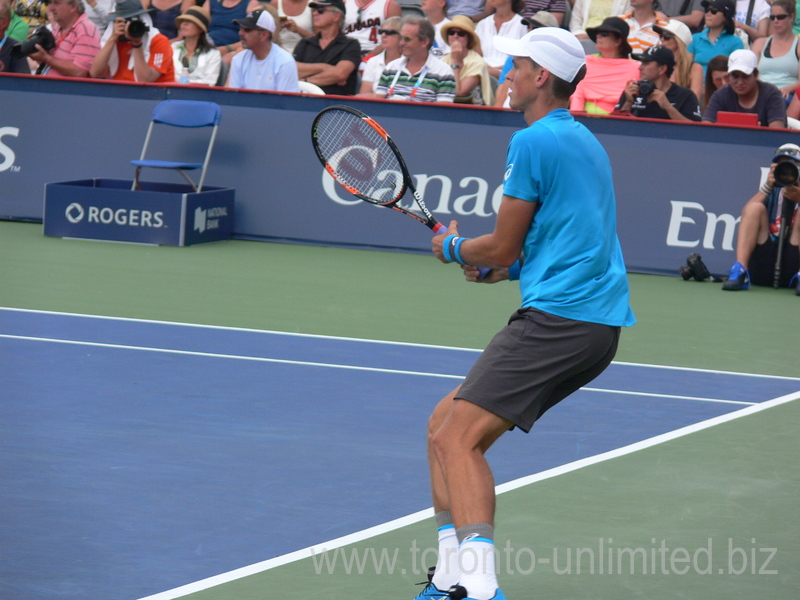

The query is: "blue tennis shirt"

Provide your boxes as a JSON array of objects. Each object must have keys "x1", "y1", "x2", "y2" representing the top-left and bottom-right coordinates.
[{"x1": 503, "y1": 108, "x2": 635, "y2": 328}]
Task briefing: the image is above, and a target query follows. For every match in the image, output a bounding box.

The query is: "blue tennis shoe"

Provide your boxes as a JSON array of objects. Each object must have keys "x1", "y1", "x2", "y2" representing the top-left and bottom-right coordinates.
[{"x1": 412, "y1": 568, "x2": 449, "y2": 600}]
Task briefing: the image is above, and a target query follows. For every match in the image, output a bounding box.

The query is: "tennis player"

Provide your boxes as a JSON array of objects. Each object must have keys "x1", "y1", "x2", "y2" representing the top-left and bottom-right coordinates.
[{"x1": 416, "y1": 27, "x2": 636, "y2": 600}]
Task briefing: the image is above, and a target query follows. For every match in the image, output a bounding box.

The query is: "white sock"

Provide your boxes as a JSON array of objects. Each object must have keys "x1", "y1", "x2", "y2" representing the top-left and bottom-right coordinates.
[
  {"x1": 431, "y1": 524, "x2": 460, "y2": 590},
  {"x1": 457, "y1": 535, "x2": 499, "y2": 600}
]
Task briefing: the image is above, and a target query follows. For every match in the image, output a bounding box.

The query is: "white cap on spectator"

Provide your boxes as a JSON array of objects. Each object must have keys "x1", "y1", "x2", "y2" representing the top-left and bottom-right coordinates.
[
  {"x1": 493, "y1": 27, "x2": 586, "y2": 83},
  {"x1": 653, "y1": 19, "x2": 693, "y2": 48},
  {"x1": 727, "y1": 49, "x2": 758, "y2": 75},
  {"x1": 233, "y1": 9, "x2": 276, "y2": 33}
]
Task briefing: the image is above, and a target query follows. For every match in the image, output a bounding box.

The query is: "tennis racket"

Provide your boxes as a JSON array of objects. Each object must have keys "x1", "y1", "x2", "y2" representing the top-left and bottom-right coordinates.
[{"x1": 311, "y1": 105, "x2": 447, "y2": 236}]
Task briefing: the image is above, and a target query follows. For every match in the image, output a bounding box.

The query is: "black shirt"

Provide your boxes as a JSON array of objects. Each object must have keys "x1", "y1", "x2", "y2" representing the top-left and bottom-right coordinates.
[
  {"x1": 616, "y1": 82, "x2": 702, "y2": 121},
  {"x1": 0, "y1": 38, "x2": 31, "y2": 74},
  {"x1": 293, "y1": 32, "x2": 362, "y2": 96}
]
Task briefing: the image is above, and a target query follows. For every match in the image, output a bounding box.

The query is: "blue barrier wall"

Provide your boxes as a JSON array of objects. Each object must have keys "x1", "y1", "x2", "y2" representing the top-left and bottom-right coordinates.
[{"x1": 1, "y1": 74, "x2": 794, "y2": 275}]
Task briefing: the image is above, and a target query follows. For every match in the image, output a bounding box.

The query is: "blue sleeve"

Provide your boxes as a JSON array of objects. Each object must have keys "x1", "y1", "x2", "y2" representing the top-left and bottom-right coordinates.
[{"x1": 503, "y1": 127, "x2": 557, "y2": 204}]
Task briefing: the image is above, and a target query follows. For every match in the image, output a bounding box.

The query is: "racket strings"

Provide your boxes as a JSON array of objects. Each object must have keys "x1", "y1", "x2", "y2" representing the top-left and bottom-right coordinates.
[{"x1": 315, "y1": 111, "x2": 405, "y2": 204}]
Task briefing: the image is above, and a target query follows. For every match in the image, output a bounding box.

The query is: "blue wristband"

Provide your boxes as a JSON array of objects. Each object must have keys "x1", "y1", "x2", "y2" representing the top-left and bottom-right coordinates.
[
  {"x1": 442, "y1": 235, "x2": 457, "y2": 263},
  {"x1": 507, "y1": 259, "x2": 522, "y2": 280},
  {"x1": 453, "y1": 236, "x2": 469, "y2": 265}
]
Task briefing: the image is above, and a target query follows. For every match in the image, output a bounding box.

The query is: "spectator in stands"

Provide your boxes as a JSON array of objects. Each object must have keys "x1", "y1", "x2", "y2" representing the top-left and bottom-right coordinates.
[
  {"x1": 421, "y1": 0, "x2": 450, "y2": 57},
  {"x1": 226, "y1": 7, "x2": 299, "y2": 89},
  {"x1": 722, "y1": 142, "x2": 800, "y2": 294},
  {"x1": 654, "y1": 19, "x2": 694, "y2": 88},
  {"x1": 29, "y1": 0, "x2": 101, "y2": 78},
  {"x1": 570, "y1": 0, "x2": 631, "y2": 47},
  {"x1": 614, "y1": 45, "x2": 702, "y2": 119},
  {"x1": 620, "y1": 0, "x2": 669, "y2": 56},
  {"x1": 294, "y1": 0, "x2": 361, "y2": 95},
  {"x1": 171, "y1": 5, "x2": 223, "y2": 84},
  {"x1": 0, "y1": 0, "x2": 29, "y2": 72},
  {"x1": 218, "y1": 2, "x2": 280, "y2": 65},
  {"x1": 688, "y1": 0, "x2": 742, "y2": 82},
  {"x1": 205, "y1": 0, "x2": 250, "y2": 51},
  {"x1": 374, "y1": 15, "x2": 455, "y2": 102},
  {"x1": 90, "y1": 0, "x2": 175, "y2": 82},
  {"x1": 446, "y1": 0, "x2": 492, "y2": 21},
  {"x1": 440, "y1": 14, "x2": 493, "y2": 104},
  {"x1": 358, "y1": 15, "x2": 401, "y2": 94},
  {"x1": 520, "y1": 0, "x2": 566, "y2": 26},
  {"x1": 343, "y1": 0, "x2": 402, "y2": 56},
  {"x1": 749, "y1": 0, "x2": 800, "y2": 101},
  {"x1": 494, "y1": 10, "x2": 553, "y2": 107},
  {"x1": 702, "y1": 48, "x2": 786, "y2": 126},
  {"x1": 14, "y1": 0, "x2": 48, "y2": 28},
  {"x1": 82, "y1": 0, "x2": 115, "y2": 33},
  {"x1": 142, "y1": 0, "x2": 183, "y2": 40},
  {"x1": 570, "y1": 16, "x2": 640, "y2": 114},
  {"x1": 653, "y1": 0, "x2": 704, "y2": 32},
  {"x1": 475, "y1": 0, "x2": 527, "y2": 78},
  {"x1": 5, "y1": 3, "x2": 28, "y2": 41},
  {"x1": 734, "y1": 0, "x2": 769, "y2": 46},
  {"x1": 272, "y1": 0, "x2": 313, "y2": 54},
  {"x1": 702, "y1": 53, "x2": 728, "y2": 108}
]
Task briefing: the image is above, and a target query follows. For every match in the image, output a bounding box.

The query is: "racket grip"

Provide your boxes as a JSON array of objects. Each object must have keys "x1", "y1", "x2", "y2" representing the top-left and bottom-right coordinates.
[
  {"x1": 477, "y1": 267, "x2": 491, "y2": 279},
  {"x1": 432, "y1": 222, "x2": 448, "y2": 235}
]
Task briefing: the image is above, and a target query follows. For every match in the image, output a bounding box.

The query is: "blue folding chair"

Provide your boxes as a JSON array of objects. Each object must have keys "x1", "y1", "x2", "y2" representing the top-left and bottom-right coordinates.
[{"x1": 131, "y1": 100, "x2": 222, "y2": 192}]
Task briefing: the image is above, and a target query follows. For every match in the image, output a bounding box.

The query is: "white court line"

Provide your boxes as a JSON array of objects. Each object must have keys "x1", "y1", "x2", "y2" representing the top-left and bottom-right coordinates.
[
  {"x1": 137, "y1": 389, "x2": 800, "y2": 600},
  {"x1": 2, "y1": 307, "x2": 799, "y2": 382},
  {"x1": 0, "y1": 333, "x2": 760, "y2": 406}
]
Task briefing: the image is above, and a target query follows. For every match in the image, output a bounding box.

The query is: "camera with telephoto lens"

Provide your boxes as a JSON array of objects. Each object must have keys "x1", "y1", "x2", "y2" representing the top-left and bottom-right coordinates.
[
  {"x1": 773, "y1": 160, "x2": 799, "y2": 187},
  {"x1": 123, "y1": 17, "x2": 148, "y2": 40},
  {"x1": 637, "y1": 79, "x2": 655, "y2": 99},
  {"x1": 679, "y1": 253, "x2": 712, "y2": 281},
  {"x1": 12, "y1": 25, "x2": 56, "y2": 58}
]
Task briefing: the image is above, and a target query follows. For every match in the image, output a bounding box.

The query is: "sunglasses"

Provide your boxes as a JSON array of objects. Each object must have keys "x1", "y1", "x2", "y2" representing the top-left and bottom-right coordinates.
[
  {"x1": 378, "y1": 28, "x2": 399, "y2": 35},
  {"x1": 448, "y1": 29, "x2": 469, "y2": 37},
  {"x1": 400, "y1": 35, "x2": 418, "y2": 42},
  {"x1": 770, "y1": 13, "x2": 791, "y2": 20},
  {"x1": 313, "y1": 7, "x2": 330, "y2": 14},
  {"x1": 705, "y1": 7, "x2": 720, "y2": 14},
  {"x1": 659, "y1": 33, "x2": 674, "y2": 41},
  {"x1": 595, "y1": 31, "x2": 614, "y2": 38}
]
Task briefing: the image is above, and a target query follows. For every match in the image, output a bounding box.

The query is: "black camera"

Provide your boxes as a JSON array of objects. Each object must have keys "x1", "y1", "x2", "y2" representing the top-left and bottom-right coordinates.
[
  {"x1": 637, "y1": 79, "x2": 655, "y2": 99},
  {"x1": 124, "y1": 17, "x2": 148, "y2": 40},
  {"x1": 12, "y1": 25, "x2": 56, "y2": 58},
  {"x1": 679, "y1": 253, "x2": 712, "y2": 281},
  {"x1": 773, "y1": 160, "x2": 799, "y2": 187}
]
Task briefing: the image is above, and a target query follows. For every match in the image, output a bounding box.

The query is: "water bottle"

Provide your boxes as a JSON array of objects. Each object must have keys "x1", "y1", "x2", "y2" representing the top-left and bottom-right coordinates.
[{"x1": 179, "y1": 67, "x2": 189, "y2": 84}]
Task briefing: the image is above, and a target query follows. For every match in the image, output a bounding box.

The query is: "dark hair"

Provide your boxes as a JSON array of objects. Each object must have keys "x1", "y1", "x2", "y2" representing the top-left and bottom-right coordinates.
[
  {"x1": 511, "y1": 0, "x2": 525, "y2": 14},
  {"x1": 703, "y1": 54, "x2": 728, "y2": 110},
  {"x1": 772, "y1": 0, "x2": 795, "y2": 15},
  {"x1": 551, "y1": 63, "x2": 587, "y2": 100}
]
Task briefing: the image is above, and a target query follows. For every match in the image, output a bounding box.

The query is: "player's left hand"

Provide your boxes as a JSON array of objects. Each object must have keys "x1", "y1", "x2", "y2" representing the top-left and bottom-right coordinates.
[{"x1": 432, "y1": 220, "x2": 459, "y2": 263}]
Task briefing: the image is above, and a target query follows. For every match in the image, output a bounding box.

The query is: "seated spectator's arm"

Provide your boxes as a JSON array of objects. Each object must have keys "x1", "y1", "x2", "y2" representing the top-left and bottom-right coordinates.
[
  {"x1": 494, "y1": 80, "x2": 509, "y2": 107},
  {"x1": 569, "y1": 0, "x2": 587, "y2": 38},
  {"x1": 689, "y1": 62, "x2": 703, "y2": 103},
  {"x1": 302, "y1": 60, "x2": 357, "y2": 86},
  {"x1": 701, "y1": 89, "x2": 720, "y2": 122},
  {"x1": 29, "y1": 47, "x2": 90, "y2": 77},
  {"x1": 90, "y1": 19, "x2": 125, "y2": 78},
  {"x1": 131, "y1": 43, "x2": 163, "y2": 82},
  {"x1": 672, "y1": 10, "x2": 704, "y2": 31}
]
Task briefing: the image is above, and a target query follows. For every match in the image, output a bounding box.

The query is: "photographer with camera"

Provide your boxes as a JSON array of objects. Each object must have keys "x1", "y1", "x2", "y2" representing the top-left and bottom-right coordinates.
[
  {"x1": 0, "y1": 0, "x2": 30, "y2": 72},
  {"x1": 26, "y1": 0, "x2": 100, "y2": 77},
  {"x1": 90, "y1": 0, "x2": 174, "y2": 83},
  {"x1": 722, "y1": 143, "x2": 800, "y2": 295},
  {"x1": 614, "y1": 45, "x2": 702, "y2": 120}
]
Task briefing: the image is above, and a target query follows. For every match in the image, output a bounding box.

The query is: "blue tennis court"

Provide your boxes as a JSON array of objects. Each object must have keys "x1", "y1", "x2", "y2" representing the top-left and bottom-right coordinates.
[{"x1": 2, "y1": 308, "x2": 798, "y2": 600}]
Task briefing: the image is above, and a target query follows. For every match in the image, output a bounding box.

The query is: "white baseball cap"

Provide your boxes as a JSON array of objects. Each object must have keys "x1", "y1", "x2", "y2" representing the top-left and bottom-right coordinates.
[
  {"x1": 493, "y1": 27, "x2": 586, "y2": 83},
  {"x1": 653, "y1": 19, "x2": 693, "y2": 48},
  {"x1": 727, "y1": 49, "x2": 758, "y2": 75}
]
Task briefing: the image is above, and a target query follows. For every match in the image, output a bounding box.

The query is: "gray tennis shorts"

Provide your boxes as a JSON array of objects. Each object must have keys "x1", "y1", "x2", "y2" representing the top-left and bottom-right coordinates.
[{"x1": 457, "y1": 307, "x2": 621, "y2": 433}]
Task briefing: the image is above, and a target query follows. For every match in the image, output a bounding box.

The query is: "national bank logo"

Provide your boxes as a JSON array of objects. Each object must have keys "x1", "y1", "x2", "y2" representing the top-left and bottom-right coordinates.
[
  {"x1": 63, "y1": 203, "x2": 165, "y2": 228},
  {"x1": 194, "y1": 206, "x2": 229, "y2": 233},
  {"x1": 0, "y1": 126, "x2": 20, "y2": 173}
]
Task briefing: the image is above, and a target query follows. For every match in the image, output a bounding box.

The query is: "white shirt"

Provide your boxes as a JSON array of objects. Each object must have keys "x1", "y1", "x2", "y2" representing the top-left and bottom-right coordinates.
[
  {"x1": 229, "y1": 45, "x2": 299, "y2": 92},
  {"x1": 475, "y1": 13, "x2": 527, "y2": 68}
]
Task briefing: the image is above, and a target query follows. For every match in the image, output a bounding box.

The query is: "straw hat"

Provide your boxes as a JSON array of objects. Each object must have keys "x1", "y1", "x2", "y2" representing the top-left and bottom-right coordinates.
[
  {"x1": 175, "y1": 6, "x2": 210, "y2": 34},
  {"x1": 441, "y1": 15, "x2": 480, "y2": 50}
]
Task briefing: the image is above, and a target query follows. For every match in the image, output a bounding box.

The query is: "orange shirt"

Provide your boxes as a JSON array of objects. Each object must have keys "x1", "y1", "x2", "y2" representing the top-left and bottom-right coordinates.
[{"x1": 114, "y1": 34, "x2": 174, "y2": 83}]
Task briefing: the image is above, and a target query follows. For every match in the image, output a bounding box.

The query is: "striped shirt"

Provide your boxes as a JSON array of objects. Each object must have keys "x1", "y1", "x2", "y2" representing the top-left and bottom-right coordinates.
[
  {"x1": 620, "y1": 11, "x2": 668, "y2": 57},
  {"x1": 375, "y1": 54, "x2": 455, "y2": 102},
  {"x1": 46, "y1": 13, "x2": 101, "y2": 77}
]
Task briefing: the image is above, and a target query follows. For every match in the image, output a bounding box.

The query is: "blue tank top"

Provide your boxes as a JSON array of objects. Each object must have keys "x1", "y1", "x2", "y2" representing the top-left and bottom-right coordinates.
[
  {"x1": 150, "y1": 3, "x2": 181, "y2": 40},
  {"x1": 208, "y1": 0, "x2": 248, "y2": 47}
]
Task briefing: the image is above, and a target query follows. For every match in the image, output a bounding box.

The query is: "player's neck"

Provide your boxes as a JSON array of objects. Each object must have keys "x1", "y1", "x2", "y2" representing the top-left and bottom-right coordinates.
[{"x1": 524, "y1": 96, "x2": 568, "y2": 125}]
